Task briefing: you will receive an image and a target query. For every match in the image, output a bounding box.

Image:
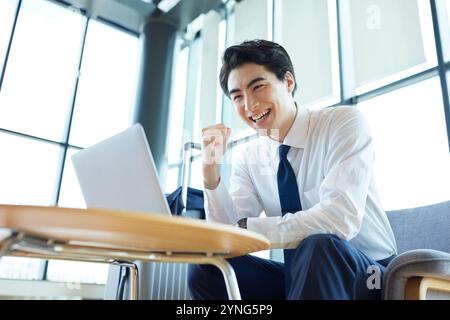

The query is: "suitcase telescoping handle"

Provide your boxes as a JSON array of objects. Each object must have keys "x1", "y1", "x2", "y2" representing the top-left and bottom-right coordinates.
[{"x1": 180, "y1": 134, "x2": 259, "y2": 212}]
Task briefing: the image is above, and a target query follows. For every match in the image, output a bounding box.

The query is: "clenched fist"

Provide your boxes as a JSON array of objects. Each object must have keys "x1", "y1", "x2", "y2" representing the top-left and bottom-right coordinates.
[{"x1": 201, "y1": 124, "x2": 232, "y2": 189}]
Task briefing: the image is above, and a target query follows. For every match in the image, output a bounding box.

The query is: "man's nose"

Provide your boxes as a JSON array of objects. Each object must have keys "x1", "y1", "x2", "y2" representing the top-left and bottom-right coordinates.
[{"x1": 244, "y1": 95, "x2": 258, "y2": 113}]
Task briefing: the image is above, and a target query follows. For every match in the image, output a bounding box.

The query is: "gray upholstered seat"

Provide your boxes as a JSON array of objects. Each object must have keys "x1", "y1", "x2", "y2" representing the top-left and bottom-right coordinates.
[{"x1": 383, "y1": 201, "x2": 450, "y2": 300}]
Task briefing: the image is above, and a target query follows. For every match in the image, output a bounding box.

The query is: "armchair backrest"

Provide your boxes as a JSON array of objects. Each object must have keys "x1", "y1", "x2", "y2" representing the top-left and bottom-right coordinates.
[{"x1": 386, "y1": 201, "x2": 450, "y2": 254}]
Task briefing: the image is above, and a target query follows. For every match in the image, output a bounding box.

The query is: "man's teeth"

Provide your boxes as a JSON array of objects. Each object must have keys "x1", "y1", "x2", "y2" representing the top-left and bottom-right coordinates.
[{"x1": 252, "y1": 110, "x2": 270, "y2": 121}]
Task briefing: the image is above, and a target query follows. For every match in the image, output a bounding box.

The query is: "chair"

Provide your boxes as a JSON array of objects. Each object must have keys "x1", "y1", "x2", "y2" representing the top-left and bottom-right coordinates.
[{"x1": 383, "y1": 200, "x2": 450, "y2": 300}]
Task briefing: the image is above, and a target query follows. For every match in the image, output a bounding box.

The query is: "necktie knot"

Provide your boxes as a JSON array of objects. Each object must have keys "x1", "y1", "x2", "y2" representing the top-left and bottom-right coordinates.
[{"x1": 279, "y1": 144, "x2": 291, "y2": 160}]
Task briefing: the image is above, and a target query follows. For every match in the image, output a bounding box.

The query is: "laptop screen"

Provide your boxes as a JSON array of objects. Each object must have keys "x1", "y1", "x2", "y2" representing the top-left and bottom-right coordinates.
[{"x1": 71, "y1": 123, "x2": 171, "y2": 215}]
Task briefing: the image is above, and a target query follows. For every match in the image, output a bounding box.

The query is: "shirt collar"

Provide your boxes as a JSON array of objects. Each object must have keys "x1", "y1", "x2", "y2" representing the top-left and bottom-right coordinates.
[
  {"x1": 283, "y1": 105, "x2": 310, "y2": 149},
  {"x1": 264, "y1": 104, "x2": 310, "y2": 152}
]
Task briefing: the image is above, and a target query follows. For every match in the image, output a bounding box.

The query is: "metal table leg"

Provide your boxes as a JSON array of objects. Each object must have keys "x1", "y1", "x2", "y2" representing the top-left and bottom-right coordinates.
[
  {"x1": 207, "y1": 257, "x2": 241, "y2": 300},
  {"x1": 113, "y1": 261, "x2": 140, "y2": 300},
  {"x1": 127, "y1": 263, "x2": 139, "y2": 300}
]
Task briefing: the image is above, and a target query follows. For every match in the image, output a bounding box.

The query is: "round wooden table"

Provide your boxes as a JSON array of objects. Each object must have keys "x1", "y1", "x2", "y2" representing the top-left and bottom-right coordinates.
[{"x1": 0, "y1": 204, "x2": 270, "y2": 300}]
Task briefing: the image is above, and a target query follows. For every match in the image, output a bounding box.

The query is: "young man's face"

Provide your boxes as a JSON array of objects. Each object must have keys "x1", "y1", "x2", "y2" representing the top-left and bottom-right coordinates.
[{"x1": 227, "y1": 63, "x2": 296, "y2": 138}]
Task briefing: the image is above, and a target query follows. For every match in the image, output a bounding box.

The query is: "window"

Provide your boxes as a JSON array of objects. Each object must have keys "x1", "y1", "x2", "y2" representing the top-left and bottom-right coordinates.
[
  {"x1": 185, "y1": 38, "x2": 202, "y2": 145},
  {"x1": 358, "y1": 77, "x2": 450, "y2": 211},
  {"x1": 0, "y1": 0, "x2": 85, "y2": 141},
  {"x1": 0, "y1": 132, "x2": 61, "y2": 279},
  {"x1": 165, "y1": 46, "x2": 189, "y2": 193},
  {"x1": 165, "y1": 165, "x2": 181, "y2": 194},
  {"x1": 198, "y1": 10, "x2": 221, "y2": 131},
  {"x1": 0, "y1": 132, "x2": 61, "y2": 206},
  {"x1": 46, "y1": 260, "x2": 108, "y2": 285},
  {"x1": 68, "y1": 19, "x2": 139, "y2": 148},
  {"x1": 232, "y1": 0, "x2": 270, "y2": 44},
  {"x1": 274, "y1": 0, "x2": 340, "y2": 108},
  {"x1": 441, "y1": 0, "x2": 450, "y2": 62},
  {"x1": 446, "y1": 0, "x2": 450, "y2": 35},
  {"x1": 348, "y1": 0, "x2": 437, "y2": 94},
  {"x1": 216, "y1": 19, "x2": 226, "y2": 123},
  {"x1": 222, "y1": 0, "x2": 272, "y2": 140},
  {"x1": 0, "y1": 0, "x2": 19, "y2": 76},
  {"x1": 58, "y1": 148, "x2": 86, "y2": 209},
  {"x1": 0, "y1": 0, "x2": 86, "y2": 142},
  {"x1": 0, "y1": 257, "x2": 44, "y2": 281}
]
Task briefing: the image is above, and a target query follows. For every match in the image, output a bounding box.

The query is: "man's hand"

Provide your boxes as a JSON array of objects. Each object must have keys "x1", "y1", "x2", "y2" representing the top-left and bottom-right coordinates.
[
  {"x1": 202, "y1": 124, "x2": 231, "y2": 189},
  {"x1": 237, "y1": 218, "x2": 247, "y2": 229}
]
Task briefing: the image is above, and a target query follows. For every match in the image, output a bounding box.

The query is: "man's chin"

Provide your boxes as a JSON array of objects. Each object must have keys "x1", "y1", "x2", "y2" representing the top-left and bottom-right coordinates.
[
  {"x1": 252, "y1": 123, "x2": 269, "y2": 134},
  {"x1": 244, "y1": 120, "x2": 278, "y2": 138},
  {"x1": 250, "y1": 126, "x2": 279, "y2": 139}
]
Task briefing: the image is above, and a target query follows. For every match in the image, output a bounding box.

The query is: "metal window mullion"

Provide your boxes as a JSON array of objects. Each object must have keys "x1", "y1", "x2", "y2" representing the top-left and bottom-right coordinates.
[
  {"x1": 0, "y1": 127, "x2": 62, "y2": 146},
  {"x1": 336, "y1": 0, "x2": 356, "y2": 105},
  {"x1": 53, "y1": 18, "x2": 89, "y2": 206},
  {"x1": 0, "y1": 128, "x2": 84, "y2": 154},
  {"x1": 430, "y1": 0, "x2": 450, "y2": 153},
  {"x1": 354, "y1": 66, "x2": 439, "y2": 104},
  {"x1": 0, "y1": 0, "x2": 22, "y2": 95}
]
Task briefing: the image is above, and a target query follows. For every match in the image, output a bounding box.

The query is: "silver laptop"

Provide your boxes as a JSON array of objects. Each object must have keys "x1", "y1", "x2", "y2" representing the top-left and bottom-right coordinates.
[{"x1": 72, "y1": 123, "x2": 171, "y2": 215}]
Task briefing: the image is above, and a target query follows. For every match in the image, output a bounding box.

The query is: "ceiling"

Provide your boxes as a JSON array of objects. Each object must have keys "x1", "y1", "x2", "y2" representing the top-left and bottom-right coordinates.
[{"x1": 61, "y1": 0, "x2": 224, "y2": 34}]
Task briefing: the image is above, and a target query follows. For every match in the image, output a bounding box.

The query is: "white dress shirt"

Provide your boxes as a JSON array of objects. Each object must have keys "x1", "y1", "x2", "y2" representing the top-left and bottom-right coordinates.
[{"x1": 204, "y1": 106, "x2": 397, "y2": 261}]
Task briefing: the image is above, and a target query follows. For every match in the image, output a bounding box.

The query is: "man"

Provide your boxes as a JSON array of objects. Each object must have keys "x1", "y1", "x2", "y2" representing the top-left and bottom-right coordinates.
[{"x1": 188, "y1": 39, "x2": 397, "y2": 300}]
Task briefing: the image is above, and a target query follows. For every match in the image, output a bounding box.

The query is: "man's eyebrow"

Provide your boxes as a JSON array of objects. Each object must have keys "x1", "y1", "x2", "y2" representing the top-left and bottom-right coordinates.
[{"x1": 229, "y1": 77, "x2": 266, "y2": 96}]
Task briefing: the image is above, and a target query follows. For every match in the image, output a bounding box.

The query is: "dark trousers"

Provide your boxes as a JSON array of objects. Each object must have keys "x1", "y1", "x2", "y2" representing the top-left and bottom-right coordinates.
[{"x1": 188, "y1": 234, "x2": 392, "y2": 300}]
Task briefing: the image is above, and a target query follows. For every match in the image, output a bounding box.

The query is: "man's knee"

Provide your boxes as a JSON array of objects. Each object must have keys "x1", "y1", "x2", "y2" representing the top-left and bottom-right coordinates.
[
  {"x1": 296, "y1": 233, "x2": 342, "y2": 253},
  {"x1": 291, "y1": 234, "x2": 358, "y2": 270}
]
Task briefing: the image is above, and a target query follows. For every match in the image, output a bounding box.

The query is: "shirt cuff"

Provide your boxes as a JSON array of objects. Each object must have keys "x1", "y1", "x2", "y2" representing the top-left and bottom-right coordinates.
[
  {"x1": 247, "y1": 216, "x2": 283, "y2": 248},
  {"x1": 247, "y1": 216, "x2": 304, "y2": 249}
]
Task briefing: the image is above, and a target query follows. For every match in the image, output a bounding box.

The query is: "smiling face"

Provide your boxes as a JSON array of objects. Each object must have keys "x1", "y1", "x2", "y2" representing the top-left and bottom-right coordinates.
[{"x1": 227, "y1": 63, "x2": 297, "y2": 141}]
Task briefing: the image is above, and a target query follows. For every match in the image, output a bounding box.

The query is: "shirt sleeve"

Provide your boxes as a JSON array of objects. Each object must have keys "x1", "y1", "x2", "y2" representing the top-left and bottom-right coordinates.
[
  {"x1": 248, "y1": 108, "x2": 374, "y2": 248},
  {"x1": 204, "y1": 147, "x2": 263, "y2": 225}
]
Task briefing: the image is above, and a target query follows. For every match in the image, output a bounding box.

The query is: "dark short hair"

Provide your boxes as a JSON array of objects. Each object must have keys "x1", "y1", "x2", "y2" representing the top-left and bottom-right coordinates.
[{"x1": 219, "y1": 39, "x2": 297, "y2": 97}]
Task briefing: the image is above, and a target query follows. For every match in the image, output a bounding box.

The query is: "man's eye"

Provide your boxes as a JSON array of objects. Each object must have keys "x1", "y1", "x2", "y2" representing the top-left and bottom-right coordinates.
[
  {"x1": 254, "y1": 84, "x2": 264, "y2": 91},
  {"x1": 233, "y1": 95, "x2": 242, "y2": 102}
]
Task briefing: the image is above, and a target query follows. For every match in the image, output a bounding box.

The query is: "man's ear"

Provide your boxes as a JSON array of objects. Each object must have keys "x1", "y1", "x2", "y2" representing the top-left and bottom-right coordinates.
[{"x1": 284, "y1": 71, "x2": 296, "y2": 95}]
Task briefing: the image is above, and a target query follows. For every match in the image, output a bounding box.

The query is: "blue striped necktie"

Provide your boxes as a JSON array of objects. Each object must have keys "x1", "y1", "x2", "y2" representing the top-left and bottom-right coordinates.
[{"x1": 277, "y1": 144, "x2": 302, "y2": 291}]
